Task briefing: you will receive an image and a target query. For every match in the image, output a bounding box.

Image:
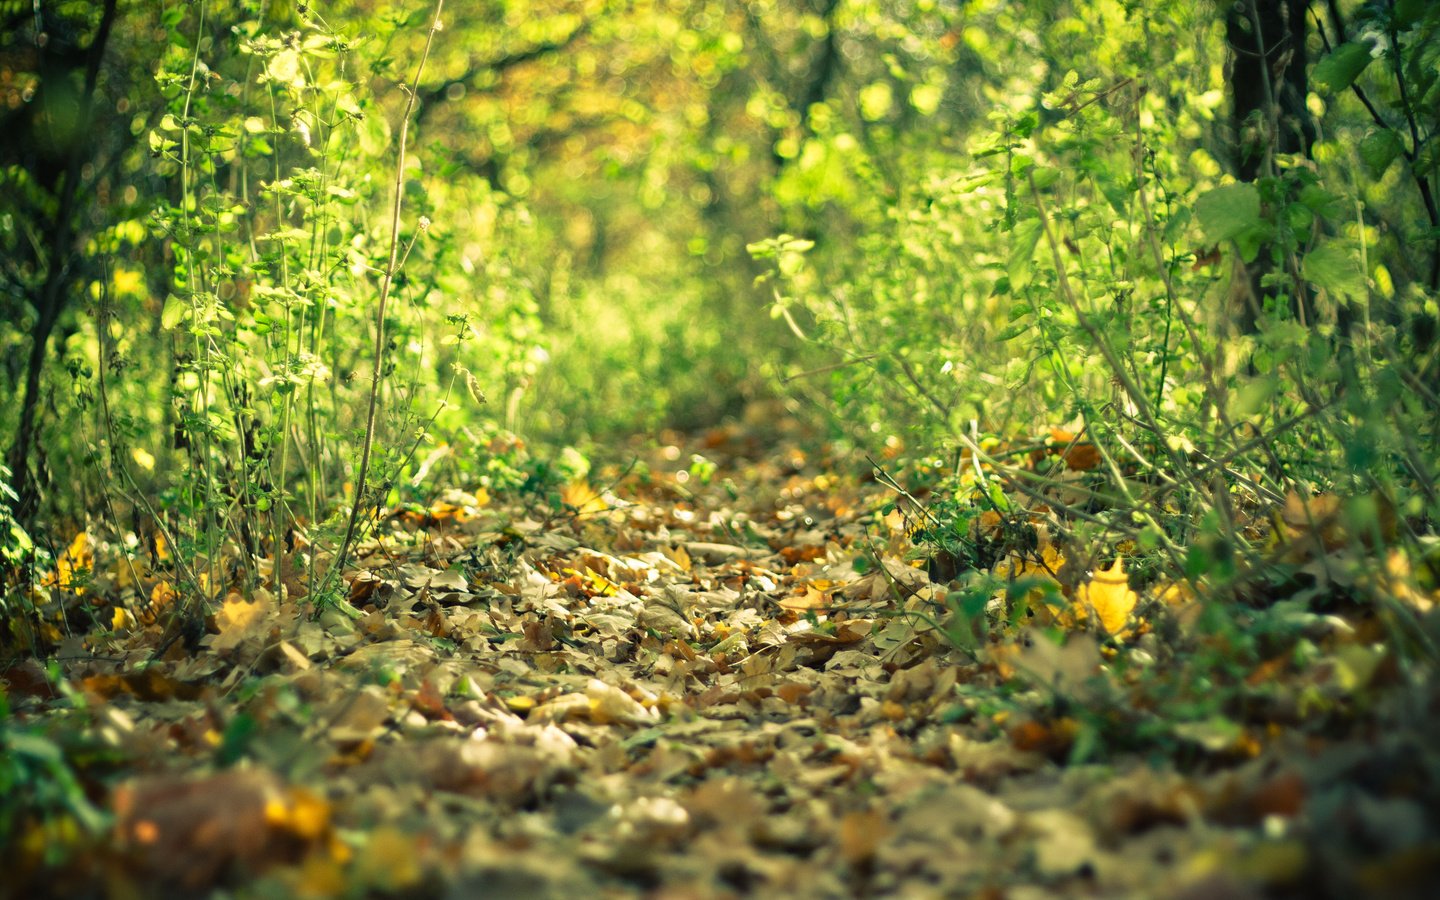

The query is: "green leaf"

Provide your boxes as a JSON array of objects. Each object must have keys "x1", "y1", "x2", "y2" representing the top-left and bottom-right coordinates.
[
  {"x1": 1302, "y1": 240, "x2": 1368, "y2": 303},
  {"x1": 161, "y1": 295, "x2": 189, "y2": 330},
  {"x1": 1394, "y1": 0, "x2": 1427, "y2": 29},
  {"x1": 909, "y1": 83, "x2": 943, "y2": 116},
  {"x1": 215, "y1": 713, "x2": 257, "y2": 767},
  {"x1": 1234, "y1": 222, "x2": 1273, "y2": 263},
  {"x1": 1232, "y1": 375, "x2": 1278, "y2": 417},
  {"x1": 996, "y1": 321, "x2": 1030, "y2": 342},
  {"x1": 1007, "y1": 219, "x2": 1045, "y2": 286},
  {"x1": 1417, "y1": 141, "x2": 1440, "y2": 176},
  {"x1": 1313, "y1": 42, "x2": 1373, "y2": 93},
  {"x1": 7, "y1": 730, "x2": 64, "y2": 763},
  {"x1": 265, "y1": 49, "x2": 304, "y2": 88},
  {"x1": 1031, "y1": 166, "x2": 1062, "y2": 191},
  {"x1": 1359, "y1": 130, "x2": 1405, "y2": 178},
  {"x1": 1194, "y1": 183, "x2": 1260, "y2": 244}
]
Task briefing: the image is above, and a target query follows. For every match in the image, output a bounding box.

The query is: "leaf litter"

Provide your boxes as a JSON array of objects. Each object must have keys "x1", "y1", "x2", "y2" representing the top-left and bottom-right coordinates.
[{"x1": 4, "y1": 425, "x2": 1440, "y2": 898}]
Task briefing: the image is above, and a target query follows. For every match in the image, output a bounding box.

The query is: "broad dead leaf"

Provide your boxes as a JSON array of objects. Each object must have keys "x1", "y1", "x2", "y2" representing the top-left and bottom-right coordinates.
[
  {"x1": 1076, "y1": 556, "x2": 1138, "y2": 636},
  {"x1": 43, "y1": 531, "x2": 93, "y2": 592},
  {"x1": 839, "y1": 808, "x2": 890, "y2": 866},
  {"x1": 210, "y1": 592, "x2": 272, "y2": 652},
  {"x1": 113, "y1": 770, "x2": 326, "y2": 890},
  {"x1": 561, "y1": 480, "x2": 608, "y2": 516}
]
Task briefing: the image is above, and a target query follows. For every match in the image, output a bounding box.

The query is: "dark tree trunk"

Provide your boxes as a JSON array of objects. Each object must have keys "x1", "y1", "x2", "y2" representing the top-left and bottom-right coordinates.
[
  {"x1": 4, "y1": 0, "x2": 120, "y2": 522},
  {"x1": 1227, "y1": 0, "x2": 1315, "y2": 180},
  {"x1": 1225, "y1": 0, "x2": 1316, "y2": 331}
]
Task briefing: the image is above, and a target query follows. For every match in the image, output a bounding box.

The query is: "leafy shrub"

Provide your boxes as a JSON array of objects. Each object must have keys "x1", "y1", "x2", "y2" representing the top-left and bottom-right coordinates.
[
  {"x1": 0, "y1": 686, "x2": 109, "y2": 872},
  {"x1": 754, "y1": 0, "x2": 1439, "y2": 617}
]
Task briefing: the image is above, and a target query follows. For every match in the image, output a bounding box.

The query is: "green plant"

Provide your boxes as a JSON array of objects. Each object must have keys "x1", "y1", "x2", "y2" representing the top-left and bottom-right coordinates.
[
  {"x1": 0, "y1": 463, "x2": 49, "y2": 655},
  {"x1": 46, "y1": 1, "x2": 513, "y2": 639},
  {"x1": 0, "y1": 688, "x2": 109, "y2": 871},
  {"x1": 0, "y1": 464, "x2": 35, "y2": 571},
  {"x1": 753, "y1": 0, "x2": 1437, "y2": 611},
  {"x1": 334, "y1": 0, "x2": 445, "y2": 588}
]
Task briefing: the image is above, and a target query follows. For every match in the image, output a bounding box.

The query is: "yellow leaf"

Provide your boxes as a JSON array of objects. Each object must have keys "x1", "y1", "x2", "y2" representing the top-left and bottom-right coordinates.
[
  {"x1": 1077, "y1": 556, "x2": 1138, "y2": 636},
  {"x1": 45, "y1": 532, "x2": 93, "y2": 591},
  {"x1": 353, "y1": 826, "x2": 424, "y2": 891},
  {"x1": 131, "y1": 447, "x2": 156, "y2": 471},
  {"x1": 560, "y1": 480, "x2": 607, "y2": 516},
  {"x1": 1154, "y1": 580, "x2": 1195, "y2": 606},
  {"x1": 112, "y1": 266, "x2": 144, "y2": 297},
  {"x1": 265, "y1": 786, "x2": 330, "y2": 840},
  {"x1": 65, "y1": 527, "x2": 90, "y2": 561},
  {"x1": 212, "y1": 593, "x2": 271, "y2": 651},
  {"x1": 665, "y1": 542, "x2": 693, "y2": 572}
]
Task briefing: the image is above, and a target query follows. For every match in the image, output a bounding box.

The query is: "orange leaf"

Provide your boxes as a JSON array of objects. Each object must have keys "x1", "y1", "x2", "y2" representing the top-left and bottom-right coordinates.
[
  {"x1": 780, "y1": 583, "x2": 829, "y2": 612},
  {"x1": 1061, "y1": 442, "x2": 1101, "y2": 471},
  {"x1": 838, "y1": 809, "x2": 889, "y2": 866}
]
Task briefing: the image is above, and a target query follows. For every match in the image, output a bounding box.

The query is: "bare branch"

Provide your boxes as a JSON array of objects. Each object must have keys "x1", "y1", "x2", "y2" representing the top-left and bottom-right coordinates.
[{"x1": 415, "y1": 18, "x2": 595, "y2": 125}]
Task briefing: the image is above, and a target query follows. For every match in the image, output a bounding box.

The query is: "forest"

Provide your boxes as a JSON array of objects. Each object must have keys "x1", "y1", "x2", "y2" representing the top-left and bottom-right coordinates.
[{"x1": 2, "y1": 0, "x2": 1439, "y2": 895}]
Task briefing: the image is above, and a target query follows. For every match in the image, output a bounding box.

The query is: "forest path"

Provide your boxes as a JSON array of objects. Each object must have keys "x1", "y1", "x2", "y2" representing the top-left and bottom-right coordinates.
[{"x1": 5, "y1": 425, "x2": 1438, "y2": 898}]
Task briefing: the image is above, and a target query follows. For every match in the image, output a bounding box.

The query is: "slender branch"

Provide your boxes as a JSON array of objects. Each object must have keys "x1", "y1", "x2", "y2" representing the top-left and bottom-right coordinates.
[
  {"x1": 334, "y1": 0, "x2": 443, "y2": 588},
  {"x1": 892, "y1": 355, "x2": 952, "y2": 421},
  {"x1": 414, "y1": 18, "x2": 592, "y2": 124},
  {"x1": 1389, "y1": 28, "x2": 1440, "y2": 288},
  {"x1": 1243, "y1": 0, "x2": 1278, "y2": 180},
  {"x1": 781, "y1": 354, "x2": 879, "y2": 384},
  {"x1": 1314, "y1": 3, "x2": 1440, "y2": 287}
]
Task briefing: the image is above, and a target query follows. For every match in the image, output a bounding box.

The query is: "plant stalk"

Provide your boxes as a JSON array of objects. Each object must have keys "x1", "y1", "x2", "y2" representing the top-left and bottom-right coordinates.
[{"x1": 333, "y1": 0, "x2": 444, "y2": 591}]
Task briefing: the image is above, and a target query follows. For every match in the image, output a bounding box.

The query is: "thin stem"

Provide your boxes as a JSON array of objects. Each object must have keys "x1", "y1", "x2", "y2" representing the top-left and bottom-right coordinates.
[
  {"x1": 178, "y1": 0, "x2": 223, "y2": 601},
  {"x1": 1388, "y1": 28, "x2": 1440, "y2": 289},
  {"x1": 333, "y1": 0, "x2": 444, "y2": 587},
  {"x1": 1244, "y1": 0, "x2": 1279, "y2": 180}
]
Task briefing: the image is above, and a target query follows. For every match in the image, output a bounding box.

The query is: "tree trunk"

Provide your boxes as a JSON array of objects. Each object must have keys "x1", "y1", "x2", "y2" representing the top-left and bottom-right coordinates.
[
  {"x1": 5, "y1": 0, "x2": 120, "y2": 521},
  {"x1": 1225, "y1": 0, "x2": 1315, "y2": 331}
]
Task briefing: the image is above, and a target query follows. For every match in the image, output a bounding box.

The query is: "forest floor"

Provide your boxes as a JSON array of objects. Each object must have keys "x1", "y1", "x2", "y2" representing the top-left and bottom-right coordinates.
[{"x1": 5, "y1": 421, "x2": 1440, "y2": 898}]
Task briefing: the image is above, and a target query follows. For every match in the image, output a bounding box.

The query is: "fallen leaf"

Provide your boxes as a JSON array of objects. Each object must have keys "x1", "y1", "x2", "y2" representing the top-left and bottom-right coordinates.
[
  {"x1": 839, "y1": 809, "x2": 890, "y2": 867},
  {"x1": 210, "y1": 593, "x2": 272, "y2": 652},
  {"x1": 113, "y1": 770, "x2": 323, "y2": 890},
  {"x1": 561, "y1": 480, "x2": 608, "y2": 516},
  {"x1": 1077, "y1": 556, "x2": 1138, "y2": 636}
]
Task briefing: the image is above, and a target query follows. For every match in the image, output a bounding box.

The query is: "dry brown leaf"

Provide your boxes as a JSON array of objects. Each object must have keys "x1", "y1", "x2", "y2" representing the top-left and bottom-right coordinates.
[
  {"x1": 113, "y1": 770, "x2": 324, "y2": 890},
  {"x1": 210, "y1": 593, "x2": 272, "y2": 653},
  {"x1": 781, "y1": 583, "x2": 830, "y2": 612},
  {"x1": 839, "y1": 808, "x2": 889, "y2": 867}
]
